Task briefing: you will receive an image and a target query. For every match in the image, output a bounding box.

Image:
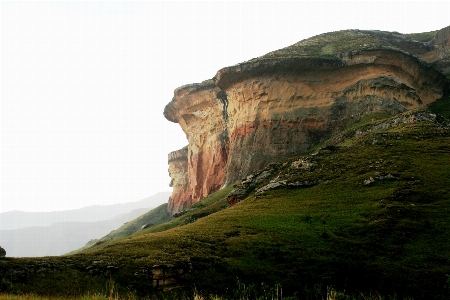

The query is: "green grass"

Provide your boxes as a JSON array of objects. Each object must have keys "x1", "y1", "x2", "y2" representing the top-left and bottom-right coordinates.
[
  {"x1": 0, "y1": 287, "x2": 411, "y2": 300},
  {"x1": 96, "y1": 203, "x2": 171, "y2": 239},
  {"x1": 0, "y1": 294, "x2": 111, "y2": 300},
  {"x1": 428, "y1": 94, "x2": 450, "y2": 119},
  {"x1": 244, "y1": 28, "x2": 441, "y2": 64},
  {"x1": 71, "y1": 203, "x2": 172, "y2": 253},
  {"x1": 248, "y1": 30, "x2": 393, "y2": 61},
  {"x1": 405, "y1": 31, "x2": 437, "y2": 42},
  {"x1": 2, "y1": 110, "x2": 450, "y2": 299}
]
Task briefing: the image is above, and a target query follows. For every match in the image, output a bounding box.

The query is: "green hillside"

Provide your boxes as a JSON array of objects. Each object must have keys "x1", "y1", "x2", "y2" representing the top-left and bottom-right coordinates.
[
  {"x1": 250, "y1": 30, "x2": 393, "y2": 61},
  {"x1": 2, "y1": 107, "x2": 449, "y2": 300},
  {"x1": 72, "y1": 203, "x2": 172, "y2": 253},
  {"x1": 405, "y1": 30, "x2": 437, "y2": 42},
  {"x1": 246, "y1": 28, "x2": 438, "y2": 62}
]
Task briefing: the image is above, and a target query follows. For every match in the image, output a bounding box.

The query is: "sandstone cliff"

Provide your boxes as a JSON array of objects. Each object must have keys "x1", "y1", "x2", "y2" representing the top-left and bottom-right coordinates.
[
  {"x1": 167, "y1": 146, "x2": 190, "y2": 213},
  {"x1": 164, "y1": 28, "x2": 450, "y2": 215},
  {"x1": 420, "y1": 25, "x2": 450, "y2": 76}
]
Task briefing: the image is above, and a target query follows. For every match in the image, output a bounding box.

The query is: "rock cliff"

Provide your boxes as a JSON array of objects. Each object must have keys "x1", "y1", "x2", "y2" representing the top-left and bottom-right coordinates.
[
  {"x1": 167, "y1": 146, "x2": 190, "y2": 213},
  {"x1": 164, "y1": 28, "x2": 449, "y2": 215},
  {"x1": 420, "y1": 25, "x2": 450, "y2": 76}
]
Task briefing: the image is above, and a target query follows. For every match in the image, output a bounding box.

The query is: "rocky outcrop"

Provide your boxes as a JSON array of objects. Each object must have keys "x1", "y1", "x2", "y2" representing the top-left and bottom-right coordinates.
[
  {"x1": 164, "y1": 29, "x2": 449, "y2": 215},
  {"x1": 363, "y1": 25, "x2": 450, "y2": 76},
  {"x1": 167, "y1": 146, "x2": 190, "y2": 214},
  {"x1": 165, "y1": 81, "x2": 229, "y2": 215},
  {"x1": 0, "y1": 246, "x2": 5, "y2": 257},
  {"x1": 420, "y1": 25, "x2": 450, "y2": 76},
  {"x1": 0, "y1": 258, "x2": 189, "y2": 292},
  {"x1": 226, "y1": 109, "x2": 447, "y2": 205}
]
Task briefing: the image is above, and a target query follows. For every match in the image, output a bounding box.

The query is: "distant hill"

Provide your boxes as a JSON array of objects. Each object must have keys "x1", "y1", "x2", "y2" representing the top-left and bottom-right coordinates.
[
  {"x1": 0, "y1": 192, "x2": 171, "y2": 257},
  {"x1": 0, "y1": 207, "x2": 148, "y2": 257},
  {"x1": 0, "y1": 192, "x2": 170, "y2": 230},
  {"x1": 71, "y1": 202, "x2": 172, "y2": 254}
]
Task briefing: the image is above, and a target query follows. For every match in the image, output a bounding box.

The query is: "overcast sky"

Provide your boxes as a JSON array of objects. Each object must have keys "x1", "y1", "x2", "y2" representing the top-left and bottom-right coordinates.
[{"x1": 1, "y1": 1, "x2": 449, "y2": 213}]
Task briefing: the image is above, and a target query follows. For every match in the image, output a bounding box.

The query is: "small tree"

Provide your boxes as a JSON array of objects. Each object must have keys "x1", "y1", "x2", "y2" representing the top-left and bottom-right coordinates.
[{"x1": 0, "y1": 246, "x2": 6, "y2": 257}]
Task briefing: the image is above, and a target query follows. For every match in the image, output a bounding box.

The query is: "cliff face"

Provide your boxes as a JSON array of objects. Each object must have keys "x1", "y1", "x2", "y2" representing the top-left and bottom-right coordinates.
[
  {"x1": 361, "y1": 26, "x2": 450, "y2": 76},
  {"x1": 164, "y1": 29, "x2": 449, "y2": 215},
  {"x1": 167, "y1": 147, "x2": 190, "y2": 213},
  {"x1": 420, "y1": 25, "x2": 450, "y2": 76},
  {"x1": 164, "y1": 82, "x2": 229, "y2": 214}
]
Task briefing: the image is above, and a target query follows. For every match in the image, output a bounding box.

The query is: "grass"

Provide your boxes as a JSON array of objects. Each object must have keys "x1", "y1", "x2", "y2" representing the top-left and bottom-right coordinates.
[
  {"x1": 250, "y1": 30, "x2": 393, "y2": 60},
  {"x1": 71, "y1": 203, "x2": 172, "y2": 254},
  {"x1": 243, "y1": 28, "x2": 442, "y2": 66},
  {"x1": 1, "y1": 110, "x2": 450, "y2": 299},
  {"x1": 405, "y1": 31, "x2": 437, "y2": 42},
  {"x1": 0, "y1": 294, "x2": 111, "y2": 300},
  {"x1": 0, "y1": 288, "x2": 412, "y2": 300},
  {"x1": 428, "y1": 94, "x2": 450, "y2": 119}
]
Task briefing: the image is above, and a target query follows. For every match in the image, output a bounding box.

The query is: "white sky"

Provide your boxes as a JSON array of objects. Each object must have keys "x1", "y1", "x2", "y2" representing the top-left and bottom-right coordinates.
[{"x1": 1, "y1": 1, "x2": 449, "y2": 213}]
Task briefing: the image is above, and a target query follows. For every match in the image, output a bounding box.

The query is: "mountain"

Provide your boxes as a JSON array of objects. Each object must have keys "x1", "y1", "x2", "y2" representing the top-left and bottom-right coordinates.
[
  {"x1": 1, "y1": 27, "x2": 450, "y2": 299},
  {"x1": 0, "y1": 192, "x2": 171, "y2": 257},
  {"x1": 164, "y1": 26, "x2": 450, "y2": 215},
  {"x1": 0, "y1": 207, "x2": 148, "y2": 257},
  {"x1": 70, "y1": 202, "x2": 171, "y2": 254},
  {"x1": 0, "y1": 192, "x2": 170, "y2": 230}
]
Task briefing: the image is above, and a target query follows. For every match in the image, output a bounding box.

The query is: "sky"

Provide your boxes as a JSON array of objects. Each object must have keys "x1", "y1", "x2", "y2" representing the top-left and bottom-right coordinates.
[{"x1": 1, "y1": 1, "x2": 449, "y2": 213}]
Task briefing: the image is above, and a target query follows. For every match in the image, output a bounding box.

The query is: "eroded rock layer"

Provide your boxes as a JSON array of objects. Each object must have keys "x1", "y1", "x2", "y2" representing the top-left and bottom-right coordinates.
[
  {"x1": 164, "y1": 31, "x2": 449, "y2": 215},
  {"x1": 167, "y1": 147, "x2": 190, "y2": 214},
  {"x1": 420, "y1": 25, "x2": 450, "y2": 75},
  {"x1": 165, "y1": 81, "x2": 229, "y2": 214}
]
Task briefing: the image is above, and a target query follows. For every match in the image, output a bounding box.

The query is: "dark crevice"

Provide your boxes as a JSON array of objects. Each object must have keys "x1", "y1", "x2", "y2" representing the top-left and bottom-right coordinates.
[{"x1": 216, "y1": 90, "x2": 229, "y2": 123}]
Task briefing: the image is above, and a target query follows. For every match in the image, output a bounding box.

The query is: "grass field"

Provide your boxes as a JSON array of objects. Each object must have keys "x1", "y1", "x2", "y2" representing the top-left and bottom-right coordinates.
[{"x1": 0, "y1": 287, "x2": 416, "y2": 300}]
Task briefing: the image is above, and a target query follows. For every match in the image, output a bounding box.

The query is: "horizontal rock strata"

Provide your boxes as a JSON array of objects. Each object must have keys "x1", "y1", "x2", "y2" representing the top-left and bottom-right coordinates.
[
  {"x1": 164, "y1": 31, "x2": 449, "y2": 215},
  {"x1": 167, "y1": 147, "x2": 190, "y2": 214}
]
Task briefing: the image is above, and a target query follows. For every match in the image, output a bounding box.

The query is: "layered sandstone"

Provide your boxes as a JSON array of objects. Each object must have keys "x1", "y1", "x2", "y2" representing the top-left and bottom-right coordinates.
[
  {"x1": 360, "y1": 26, "x2": 450, "y2": 76},
  {"x1": 167, "y1": 147, "x2": 190, "y2": 213},
  {"x1": 164, "y1": 29, "x2": 449, "y2": 215},
  {"x1": 164, "y1": 81, "x2": 229, "y2": 214},
  {"x1": 419, "y1": 25, "x2": 450, "y2": 76}
]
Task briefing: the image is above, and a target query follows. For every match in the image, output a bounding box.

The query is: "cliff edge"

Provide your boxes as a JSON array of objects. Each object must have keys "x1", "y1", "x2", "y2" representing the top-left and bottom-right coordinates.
[{"x1": 164, "y1": 27, "x2": 450, "y2": 215}]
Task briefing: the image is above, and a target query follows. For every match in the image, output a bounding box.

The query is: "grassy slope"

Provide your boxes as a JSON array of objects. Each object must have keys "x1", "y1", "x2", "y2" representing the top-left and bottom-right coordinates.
[
  {"x1": 50, "y1": 110, "x2": 448, "y2": 299},
  {"x1": 246, "y1": 27, "x2": 438, "y2": 62},
  {"x1": 405, "y1": 30, "x2": 437, "y2": 42},
  {"x1": 248, "y1": 30, "x2": 393, "y2": 61},
  {"x1": 69, "y1": 203, "x2": 172, "y2": 254},
  {"x1": 429, "y1": 94, "x2": 450, "y2": 119},
  {"x1": 93, "y1": 203, "x2": 171, "y2": 240}
]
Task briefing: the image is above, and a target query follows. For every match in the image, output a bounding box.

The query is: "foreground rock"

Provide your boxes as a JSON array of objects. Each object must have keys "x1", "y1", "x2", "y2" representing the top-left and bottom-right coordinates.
[{"x1": 0, "y1": 257, "x2": 190, "y2": 292}]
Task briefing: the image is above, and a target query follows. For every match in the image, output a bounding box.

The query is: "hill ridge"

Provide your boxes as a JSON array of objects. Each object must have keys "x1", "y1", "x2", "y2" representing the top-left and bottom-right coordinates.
[{"x1": 0, "y1": 192, "x2": 170, "y2": 230}]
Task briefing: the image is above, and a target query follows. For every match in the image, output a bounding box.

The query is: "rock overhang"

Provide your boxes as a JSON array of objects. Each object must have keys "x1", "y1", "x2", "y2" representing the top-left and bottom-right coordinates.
[{"x1": 163, "y1": 27, "x2": 450, "y2": 215}]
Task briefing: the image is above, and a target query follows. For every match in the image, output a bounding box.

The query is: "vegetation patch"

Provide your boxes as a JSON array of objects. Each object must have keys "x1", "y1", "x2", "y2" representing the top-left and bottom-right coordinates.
[
  {"x1": 428, "y1": 94, "x2": 450, "y2": 119},
  {"x1": 405, "y1": 30, "x2": 437, "y2": 42}
]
